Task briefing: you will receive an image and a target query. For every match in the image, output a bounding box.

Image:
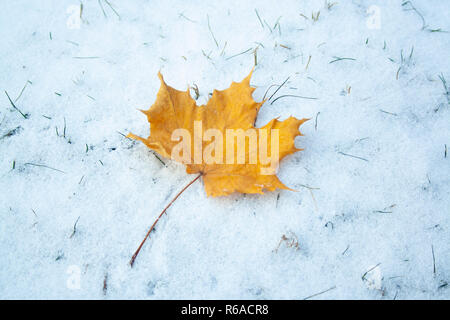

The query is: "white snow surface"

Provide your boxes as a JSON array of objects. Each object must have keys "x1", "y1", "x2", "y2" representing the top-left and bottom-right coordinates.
[{"x1": 1, "y1": 0, "x2": 449, "y2": 299}]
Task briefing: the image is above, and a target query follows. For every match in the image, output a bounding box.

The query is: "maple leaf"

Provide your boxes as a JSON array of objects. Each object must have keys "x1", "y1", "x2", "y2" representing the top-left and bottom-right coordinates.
[
  {"x1": 128, "y1": 70, "x2": 308, "y2": 196},
  {"x1": 127, "y1": 69, "x2": 308, "y2": 266}
]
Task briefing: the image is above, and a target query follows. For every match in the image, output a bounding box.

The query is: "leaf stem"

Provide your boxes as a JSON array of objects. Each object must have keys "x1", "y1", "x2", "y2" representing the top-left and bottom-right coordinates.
[{"x1": 129, "y1": 173, "x2": 203, "y2": 267}]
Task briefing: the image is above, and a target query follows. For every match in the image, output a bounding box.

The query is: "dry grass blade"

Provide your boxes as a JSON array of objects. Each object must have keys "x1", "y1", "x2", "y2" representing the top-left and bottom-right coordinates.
[
  {"x1": 5, "y1": 91, "x2": 28, "y2": 119},
  {"x1": 270, "y1": 94, "x2": 318, "y2": 105},
  {"x1": 267, "y1": 77, "x2": 290, "y2": 101}
]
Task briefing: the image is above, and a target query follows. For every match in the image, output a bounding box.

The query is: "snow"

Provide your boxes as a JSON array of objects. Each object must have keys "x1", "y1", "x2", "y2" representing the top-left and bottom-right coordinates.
[{"x1": 1, "y1": 0, "x2": 449, "y2": 299}]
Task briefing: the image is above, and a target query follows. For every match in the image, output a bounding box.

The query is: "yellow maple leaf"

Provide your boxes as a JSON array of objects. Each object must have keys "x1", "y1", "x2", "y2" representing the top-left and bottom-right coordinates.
[
  {"x1": 127, "y1": 69, "x2": 309, "y2": 266},
  {"x1": 128, "y1": 69, "x2": 308, "y2": 196}
]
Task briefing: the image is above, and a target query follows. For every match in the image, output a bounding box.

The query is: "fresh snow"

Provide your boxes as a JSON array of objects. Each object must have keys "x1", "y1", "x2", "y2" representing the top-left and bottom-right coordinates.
[{"x1": 0, "y1": 0, "x2": 449, "y2": 299}]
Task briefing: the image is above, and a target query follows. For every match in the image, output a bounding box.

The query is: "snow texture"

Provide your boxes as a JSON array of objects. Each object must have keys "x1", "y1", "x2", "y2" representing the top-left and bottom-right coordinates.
[{"x1": 1, "y1": 0, "x2": 449, "y2": 299}]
